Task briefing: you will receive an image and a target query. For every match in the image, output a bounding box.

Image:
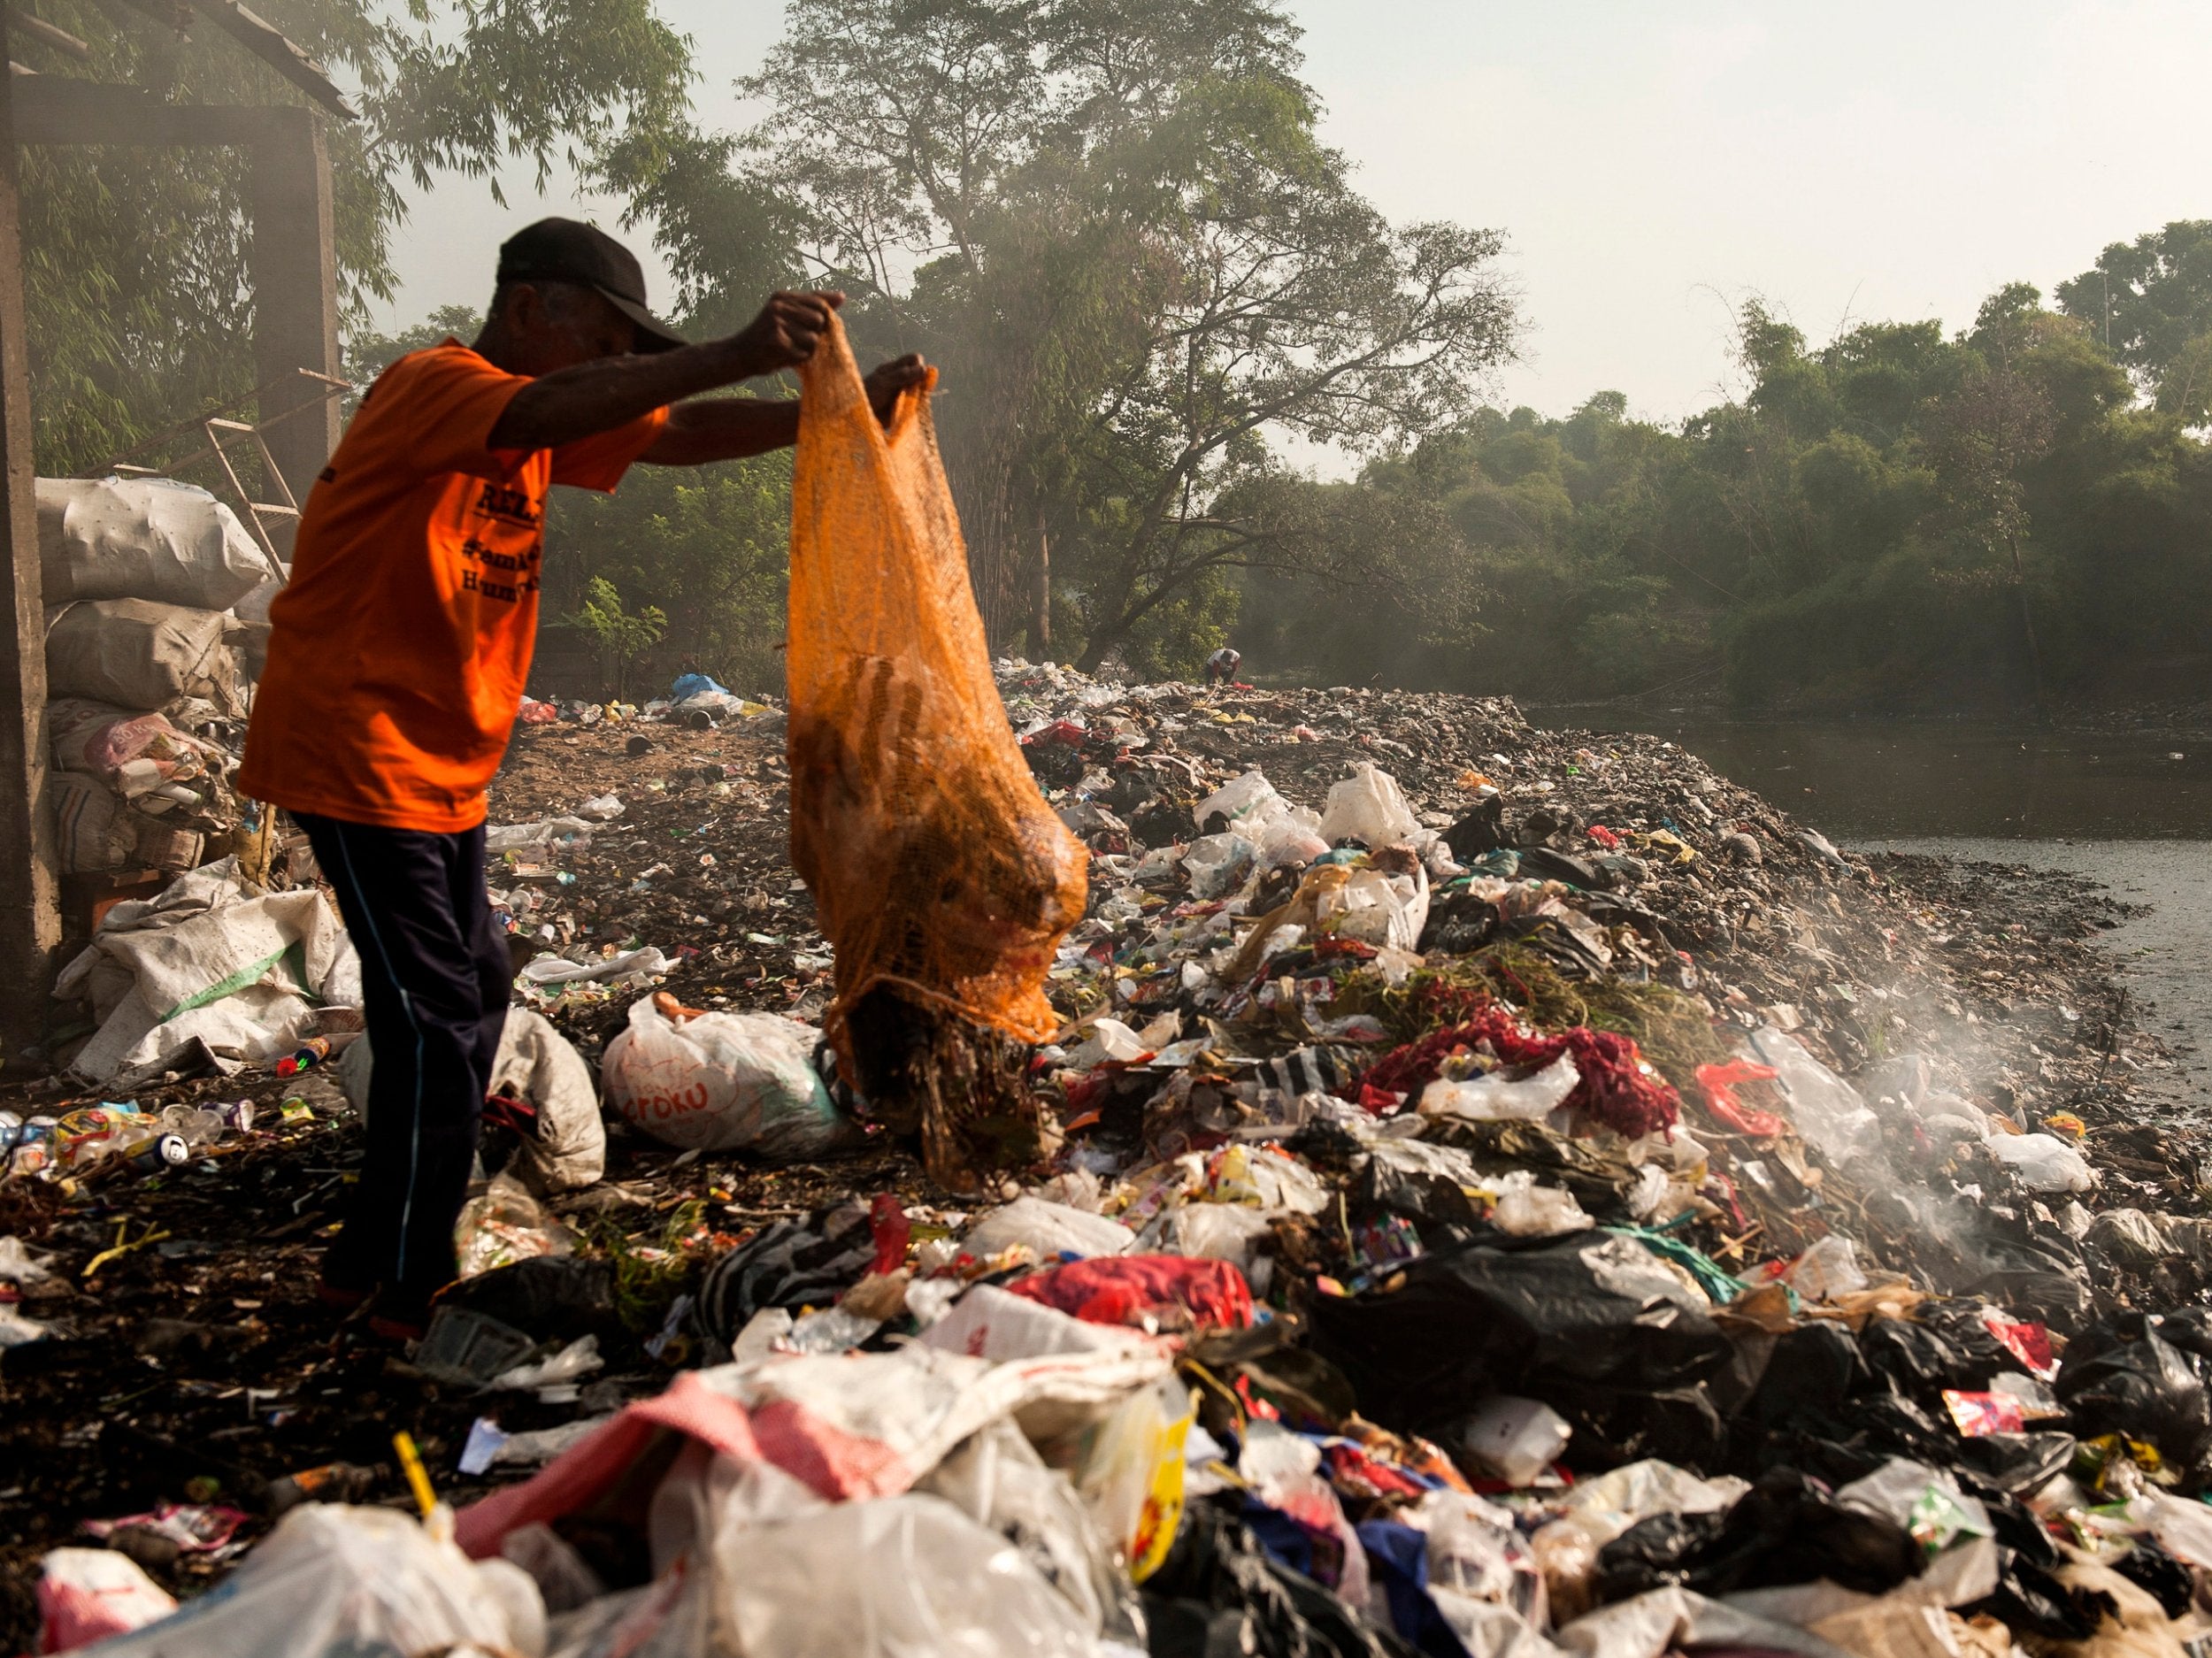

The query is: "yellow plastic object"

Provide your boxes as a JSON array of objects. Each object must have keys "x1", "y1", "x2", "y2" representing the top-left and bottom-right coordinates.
[
  {"x1": 393, "y1": 1431, "x2": 437, "y2": 1519},
  {"x1": 1079, "y1": 1375, "x2": 1197, "y2": 1583},
  {"x1": 787, "y1": 316, "x2": 1087, "y2": 1063}
]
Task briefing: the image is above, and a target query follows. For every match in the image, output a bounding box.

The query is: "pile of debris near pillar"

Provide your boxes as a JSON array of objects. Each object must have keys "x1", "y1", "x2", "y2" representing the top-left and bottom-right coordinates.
[{"x1": 5, "y1": 659, "x2": 2209, "y2": 1658}]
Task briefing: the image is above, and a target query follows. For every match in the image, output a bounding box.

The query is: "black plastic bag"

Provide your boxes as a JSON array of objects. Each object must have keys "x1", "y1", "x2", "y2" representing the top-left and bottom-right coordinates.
[
  {"x1": 1306, "y1": 1232, "x2": 1729, "y2": 1432},
  {"x1": 1545, "y1": 1381, "x2": 1729, "y2": 1473},
  {"x1": 1967, "y1": 1552, "x2": 2106, "y2": 1641},
  {"x1": 1594, "y1": 1467, "x2": 1920, "y2": 1600},
  {"x1": 1144, "y1": 1501, "x2": 1417, "y2": 1658},
  {"x1": 1857, "y1": 1318, "x2": 1984, "y2": 1410},
  {"x1": 1442, "y1": 796, "x2": 1507, "y2": 861},
  {"x1": 1970, "y1": 1235, "x2": 2094, "y2": 1333},
  {"x1": 1591, "y1": 1509, "x2": 1732, "y2": 1601},
  {"x1": 2113, "y1": 1538, "x2": 2195, "y2": 1619},
  {"x1": 1348, "y1": 1154, "x2": 1482, "y2": 1232},
  {"x1": 1954, "y1": 1432, "x2": 2078, "y2": 1497},
  {"x1": 438, "y1": 1255, "x2": 622, "y2": 1347},
  {"x1": 1412, "y1": 1118, "x2": 1641, "y2": 1218},
  {"x1": 1740, "y1": 1321, "x2": 1869, "y2": 1437},
  {"x1": 2055, "y1": 1311, "x2": 2212, "y2": 1479}
]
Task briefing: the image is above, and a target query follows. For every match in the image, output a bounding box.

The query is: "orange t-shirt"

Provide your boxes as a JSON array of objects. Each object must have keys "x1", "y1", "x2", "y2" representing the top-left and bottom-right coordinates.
[{"x1": 240, "y1": 342, "x2": 667, "y2": 833}]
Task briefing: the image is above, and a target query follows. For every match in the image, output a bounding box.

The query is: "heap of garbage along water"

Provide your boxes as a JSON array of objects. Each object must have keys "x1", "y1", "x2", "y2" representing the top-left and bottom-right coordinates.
[{"x1": 9, "y1": 658, "x2": 2212, "y2": 1658}]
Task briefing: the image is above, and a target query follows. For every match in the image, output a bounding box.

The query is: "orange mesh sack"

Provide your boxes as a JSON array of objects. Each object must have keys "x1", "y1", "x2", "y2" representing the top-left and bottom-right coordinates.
[{"x1": 787, "y1": 316, "x2": 1087, "y2": 1078}]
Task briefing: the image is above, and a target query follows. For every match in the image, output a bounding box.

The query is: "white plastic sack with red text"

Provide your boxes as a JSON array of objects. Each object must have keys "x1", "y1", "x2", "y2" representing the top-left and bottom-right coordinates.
[{"x1": 599, "y1": 994, "x2": 860, "y2": 1159}]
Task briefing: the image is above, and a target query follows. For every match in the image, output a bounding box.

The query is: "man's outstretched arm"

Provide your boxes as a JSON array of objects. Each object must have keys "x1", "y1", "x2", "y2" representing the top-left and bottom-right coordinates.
[
  {"x1": 638, "y1": 355, "x2": 931, "y2": 466},
  {"x1": 488, "y1": 292, "x2": 841, "y2": 452}
]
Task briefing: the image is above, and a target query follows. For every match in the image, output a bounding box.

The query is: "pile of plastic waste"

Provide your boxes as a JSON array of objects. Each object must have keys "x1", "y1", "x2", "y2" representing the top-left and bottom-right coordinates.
[{"x1": 12, "y1": 660, "x2": 2212, "y2": 1658}]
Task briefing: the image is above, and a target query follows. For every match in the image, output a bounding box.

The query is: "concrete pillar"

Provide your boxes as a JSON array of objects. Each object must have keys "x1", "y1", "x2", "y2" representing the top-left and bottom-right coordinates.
[{"x1": 249, "y1": 106, "x2": 340, "y2": 506}]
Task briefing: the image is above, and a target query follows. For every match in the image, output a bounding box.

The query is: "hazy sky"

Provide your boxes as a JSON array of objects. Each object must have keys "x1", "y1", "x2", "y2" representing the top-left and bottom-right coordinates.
[{"x1": 380, "y1": 1, "x2": 2212, "y2": 428}]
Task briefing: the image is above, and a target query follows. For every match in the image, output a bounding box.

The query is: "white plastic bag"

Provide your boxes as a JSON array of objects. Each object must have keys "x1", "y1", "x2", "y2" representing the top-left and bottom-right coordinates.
[
  {"x1": 1183, "y1": 832, "x2": 1255, "y2": 900},
  {"x1": 919, "y1": 1418, "x2": 1143, "y2": 1640},
  {"x1": 35, "y1": 1547, "x2": 176, "y2": 1653},
  {"x1": 1422, "y1": 1055, "x2": 1581, "y2": 1122},
  {"x1": 1746, "y1": 1025, "x2": 1882, "y2": 1171},
  {"x1": 1064, "y1": 1017, "x2": 1148, "y2": 1068},
  {"x1": 342, "y1": 1008, "x2": 606, "y2": 1192},
  {"x1": 600, "y1": 995, "x2": 857, "y2": 1159},
  {"x1": 1490, "y1": 1171, "x2": 1594, "y2": 1236},
  {"x1": 1319, "y1": 864, "x2": 1429, "y2": 952},
  {"x1": 1455, "y1": 1395, "x2": 1574, "y2": 1487},
  {"x1": 1077, "y1": 1373, "x2": 1199, "y2": 1583},
  {"x1": 1783, "y1": 1234, "x2": 1869, "y2": 1301},
  {"x1": 1145, "y1": 1202, "x2": 1276, "y2": 1270},
  {"x1": 1983, "y1": 1131, "x2": 2095, "y2": 1193},
  {"x1": 78, "y1": 1504, "x2": 543, "y2": 1658},
  {"x1": 37, "y1": 477, "x2": 269, "y2": 611},
  {"x1": 1195, "y1": 770, "x2": 1330, "y2": 870},
  {"x1": 1317, "y1": 762, "x2": 1423, "y2": 848},
  {"x1": 963, "y1": 1197, "x2": 1135, "y2": 1261},
  {"x1": 1195, "y1": 770, "x2": 1281, "y2": 826},
  {"x1": 1417, "y1": 1489, "x2": 1553, "y2": 1648},
  {"x1": 711, "y1": 1493, "x2": 1101, "y2": 1658}
]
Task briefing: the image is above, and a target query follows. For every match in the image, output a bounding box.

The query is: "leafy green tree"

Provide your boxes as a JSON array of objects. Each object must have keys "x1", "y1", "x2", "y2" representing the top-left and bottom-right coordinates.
[
  {"x1": 342, "y1": 304, "x2": 483, "y2": 410},
  {"x1": 732, "y1": 0, "x2": 1517, "y2": 663},
  {"x1": 565, "y1": 576, "x2": 666, "y2": 701},
  {"x1": 2055, "y1": 220, "x2": 2212, "y2": 385},
  {"x1": 544, "y1": 457, "x2": 795, "y2": 699},
  {"x1": 19, "y1": 0, "x2": 693, "y2": 474}
]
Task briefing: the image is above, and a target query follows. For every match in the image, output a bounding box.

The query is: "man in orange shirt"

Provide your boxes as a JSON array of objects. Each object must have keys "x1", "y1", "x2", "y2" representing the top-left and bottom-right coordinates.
[{"x1": 241, "y1": 218, "x2": 923, "y2": 1338}]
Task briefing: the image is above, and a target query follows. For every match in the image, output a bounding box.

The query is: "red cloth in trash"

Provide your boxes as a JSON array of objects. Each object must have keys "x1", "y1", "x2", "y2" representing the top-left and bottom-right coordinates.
[
  {"x1": 1003, "y1": 1254, "x2": 1254, "y2": 1333},
  {"x1": 1357, "y1": 1007, "x2": 1680, "y2": 1140}
]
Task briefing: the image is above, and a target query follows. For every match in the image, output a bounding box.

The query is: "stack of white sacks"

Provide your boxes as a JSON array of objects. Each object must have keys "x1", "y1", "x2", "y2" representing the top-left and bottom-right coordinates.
[{"x1": 38, "y1": 476, "x2": 274, "y2": 874}]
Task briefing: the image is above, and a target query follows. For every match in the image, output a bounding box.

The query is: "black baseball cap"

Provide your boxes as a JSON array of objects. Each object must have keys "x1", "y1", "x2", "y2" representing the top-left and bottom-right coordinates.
[{"x1": 495, "y1": 217, "x2": 687, "y2": 353}]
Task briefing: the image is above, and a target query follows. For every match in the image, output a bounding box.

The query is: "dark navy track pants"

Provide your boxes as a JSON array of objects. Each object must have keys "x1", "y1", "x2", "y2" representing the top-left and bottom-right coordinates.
[{"x1": 295, "y1": 813, "x2": 509, "y2": 1294}]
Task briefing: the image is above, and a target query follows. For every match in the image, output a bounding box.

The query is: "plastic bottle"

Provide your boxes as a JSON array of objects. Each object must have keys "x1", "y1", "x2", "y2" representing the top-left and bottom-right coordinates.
[{"x1": 276, "y1": 1035, "x2": 334, "y2": 1078}]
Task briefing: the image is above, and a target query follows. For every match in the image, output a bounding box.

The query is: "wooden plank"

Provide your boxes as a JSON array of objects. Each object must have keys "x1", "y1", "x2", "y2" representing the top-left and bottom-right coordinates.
[
  {"x1": 188, "y1": 2, "x2": 355, "y2": 119},
  {"x1": 12, "y1": 74, "x2": 266, "y2": 145},
  {"x1": 0, "y1": 12, "x2": 62, "y2": 1045},
  {"x1": 7, "y1": 9, "x2": 89, "y2": 60}
]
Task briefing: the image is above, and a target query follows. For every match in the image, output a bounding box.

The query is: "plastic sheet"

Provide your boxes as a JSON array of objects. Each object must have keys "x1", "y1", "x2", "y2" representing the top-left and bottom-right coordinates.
[
  {"x1": 964, "y1": 1196, "x2": 1137, "y2": 1261},
  {"x1": 1309, "y1": 1233, "x2": 1729, "y2": 1432},
  {"x1": 919, "y1": 1417, "x2": 1145, "y2": 1639},
  {"x1": 78, "y1": 1504, "x2": 543, "y2": 1658},
  {"x1": 710, "y1": 1493, "x2": 1101, "y2": 1658}
]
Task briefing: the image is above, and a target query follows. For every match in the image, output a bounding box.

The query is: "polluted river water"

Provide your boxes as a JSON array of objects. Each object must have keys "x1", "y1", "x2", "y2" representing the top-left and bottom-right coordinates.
[{"x1": 1534, "y1": 711, "x2": 2212, "y2": 1112}]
